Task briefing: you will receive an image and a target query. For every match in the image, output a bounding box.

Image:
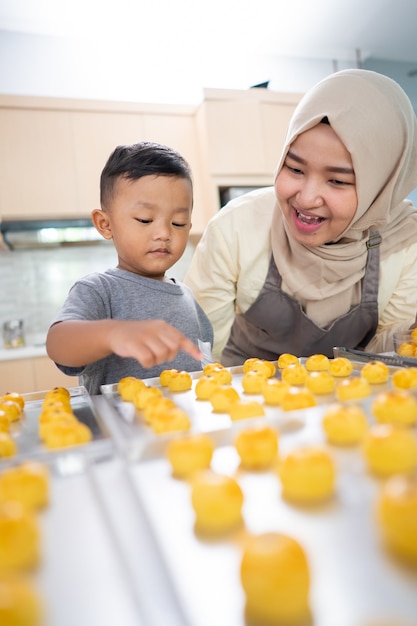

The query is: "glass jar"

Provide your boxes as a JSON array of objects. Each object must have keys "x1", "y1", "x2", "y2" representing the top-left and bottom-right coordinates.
[{"x1": 3, "y1": 319, "x2": 25, "y2": 349}]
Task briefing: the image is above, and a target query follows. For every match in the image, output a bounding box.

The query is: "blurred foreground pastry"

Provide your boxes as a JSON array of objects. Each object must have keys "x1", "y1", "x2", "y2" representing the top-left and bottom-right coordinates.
[
  {"x1": 0, "y1": 463, "x2": 49, "y2": 511},
  {"x1": 362, "y1": 424, "x2": 417, "y2": 476},
  {"x1": 377, "y1": 473, "x2": 417, "y2": 563},
  {"x1": 278, "y1": 446, "x2": 335, "y2": 502},
  {"x1": 190, "y1": 470, "x2": 243, "y2": 534},
  {"x1": 322, "y1": 403, "x2": 368, "y2": 445},
  {"x1": 240, "y1": 532, "x2": 311, "y2": 625},
  {"x1": 166, "y1": 434, "x2": 214, "y2": 478},
  {"x1": 0, "y1": 502, "x2": 40, "y2": 573},
  {"x1": 0, "y1": 576, "x2": 43, "y2": 626},
  {"x1": 371, "y1": 390, "x2": 417, "y2": 426},
  {"x1": 234, "y1": 424, "x2": 279, "y2": 470}
]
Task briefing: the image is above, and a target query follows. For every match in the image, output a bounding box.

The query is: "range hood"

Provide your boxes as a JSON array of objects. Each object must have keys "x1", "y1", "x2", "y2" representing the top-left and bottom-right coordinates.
[{"x1": 0, "y1": 217, "x2": 104, "y2": 250}]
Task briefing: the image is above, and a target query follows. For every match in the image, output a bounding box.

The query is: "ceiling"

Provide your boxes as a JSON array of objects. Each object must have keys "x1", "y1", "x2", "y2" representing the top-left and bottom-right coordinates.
[
  {"x1": 2, "y1": 0, "x2": 417, "y2": 107},
  {"x1": 2, "y1": 0, "x2": 417, "y2": 66}
]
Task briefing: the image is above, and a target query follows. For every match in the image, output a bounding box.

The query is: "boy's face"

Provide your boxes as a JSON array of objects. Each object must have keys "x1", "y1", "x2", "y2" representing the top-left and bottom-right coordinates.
[{"x1": 93, "y1": 174, "x2": 192, "y2": 280}]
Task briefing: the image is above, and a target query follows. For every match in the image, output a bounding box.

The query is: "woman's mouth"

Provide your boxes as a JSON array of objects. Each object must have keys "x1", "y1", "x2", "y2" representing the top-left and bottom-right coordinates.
[{"x1": 293, "y1": 207, "x2": 325, "y2": 231}]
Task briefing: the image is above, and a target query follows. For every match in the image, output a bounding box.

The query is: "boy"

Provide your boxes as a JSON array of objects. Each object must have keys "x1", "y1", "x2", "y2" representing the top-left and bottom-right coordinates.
[{"x1": 46, "y1": 141, "x2": 213, "y2": 395}]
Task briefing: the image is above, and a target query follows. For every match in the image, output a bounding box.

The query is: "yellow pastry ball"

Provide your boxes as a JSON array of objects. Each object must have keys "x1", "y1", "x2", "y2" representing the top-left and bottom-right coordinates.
[
  {"x1": 42, "y1": 420, "x2": 92, "y2": 450},
  {"x1": 336, "y1": 377, "x2": 371, "y2": 401},
  {"x1": 305, "y1": 354, "x2": 330, "y2": 372},
  {"x1": 38, "y1": 411, "x2": 78, "y2": 441},
  {"x1": 166, "y1": 434, "x2": 214, "y2": 478},
  {"x1": 0, "y1": 392, "x2": 25, "y2": 412},
  {"x1": 0, "y1": 401, "x2": 21, "y2": 423},
  {"x1": 277, "y1": 353, "x2": 299, "y2": 369},
  {"x1": 361, "y1": 360, "x2": 390, "y2": 384},
  {"x1": 0, "y1": 502, "x2": 40, "y2": 573},
  {"x1": 150, "y1": 407, "x2": 191, "y2": 434},
  {"x1": 305, "y1": 371, "x2": 335, "y2": 395},
  {"x1": 261, "y1": 378, "x2": 290, "y2": 406},
  {"x1": 392, "y1": 367, "x2": 417, "y2": 389},
  {"x1": 362, "y1": 424, "x2": 417, "y2": 476},
  {"x1": 240, "y1": 532, "x2": 311, "y2": 625},
  {"x1": 133, "y1": 385, "x2": 163, "y2": 410},
  {"x1": 397, "y1": 341, "x2": 417, "y2": 358},
  {"x1": 195, "y1": 375, "x2": 220, "y2": 400},
  {"x1": 278, "y1": 446, "x2": 336, "y2": 502},
  {"x1": 0, "y1": 433, "x2": 17, "y2": 459},
  {"x1": 203, "y1": 362, "x2": 224, "y2": 375},
  {"x1": 159, "y1": 368, "x2": 178, "y2": 387},
  {"x1": 190, "y1": 470, "x2": 243, "y2": 534},
  {"x1": 209, "y1": 386, "x2": 240, "y2": 413},
  {"x1": 0, "y1": 463, "x2": 49, "y2": 511},
  {"x1": 377, "y1": 473, "x2": 417, "y2": 563},
  {"x1": 0, "y1": 412, "x2": 10, "y2": 433},
  {"x1": 44, "y1": 386, "x2": 71, "y2": 402},
  {"x1": 235, "y1": 425, "x2": 279, "y2": 470},
  {"x1": 117, "y1": 376, "x2": 146, "y2": 401},
  {"x1": 281, "y1": 388, "x2": 317, "y2": 412},
  {"x1": 242, "y1": 371, "x2": 268, "y2": 394},
  {"x1": 371, "y1": 390, "x2": 417, "y2": 426},
  {"x1": 328, "y1": 357, "x2": 354, "y2": 377},
  {"x1": 243, "y1": 358, "x2": 276, "y2": 378},
  {"x1": 229, "y1": 401, "x2": 265, "y2": 421},
  {"x1": 142, "y1": 397, "x2": 177, "y2": 426},
  {"x1": 281, "y1": 363, "x2": 308, "y2": 386},
  {"x1": 0, "y1": 577, "x2": 43, "y2": 626},
  {"x1": 167, "y1": 370, "x2": 193, "y2": 392},
  {"x1": 207, "y1": 366, "x2": 233, "y2": 385},
  {"x1": 322, "y1": 403, "x2": 368, "y2": 445}
]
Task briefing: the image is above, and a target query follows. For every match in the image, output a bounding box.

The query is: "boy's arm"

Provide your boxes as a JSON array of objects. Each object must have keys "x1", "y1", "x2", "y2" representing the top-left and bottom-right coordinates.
[{"x1": 46, "y1": 319, "x2": 202, "y2": 369}]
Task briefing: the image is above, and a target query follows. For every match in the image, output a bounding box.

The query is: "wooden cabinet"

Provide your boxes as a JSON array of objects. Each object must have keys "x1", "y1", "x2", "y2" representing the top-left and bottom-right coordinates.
[
  {"x1": 0, "y1": 107, "x2": 79, "y2": 218},
  {"x1": 0, "y1": 96, "x2": 211, "y2": 231},
  {"x1": 198, "y1": 88, "x2": 302, "y2": 211},
  {"x1": 0, "y1": 89, "x2": 303, "y2": 232},
  {"x1": 0, "y1": 356, "x2": 78, "y2": 395}
]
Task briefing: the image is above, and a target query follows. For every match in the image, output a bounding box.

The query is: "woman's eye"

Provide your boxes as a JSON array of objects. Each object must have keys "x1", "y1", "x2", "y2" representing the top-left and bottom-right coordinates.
[{"x1": 286, "y1": 163, "x2": 302, "y2": 175}]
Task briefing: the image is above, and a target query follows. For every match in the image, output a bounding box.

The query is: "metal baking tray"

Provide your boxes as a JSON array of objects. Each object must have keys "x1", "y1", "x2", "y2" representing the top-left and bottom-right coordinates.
[
  {"x1": 2, "y1": 386, "x2": 114, "y2": 474},
  {"x1": 29, "y1": 459, "x2": 146, "y2": 626},
  {"x1": 126, "y1": 403, "x2": 417, "y2": 626},
  {"x1": 99, "y1": 358, "x2": 406, "y2": 463},
  {"x1": 99, "y1": 365, "x2": 306, "y2": 461}
]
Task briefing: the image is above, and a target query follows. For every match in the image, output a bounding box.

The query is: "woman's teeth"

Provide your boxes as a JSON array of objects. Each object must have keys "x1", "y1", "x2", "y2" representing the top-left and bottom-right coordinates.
[{"x1": 296, "y1": 209, "x2": 323, "y2": 224}]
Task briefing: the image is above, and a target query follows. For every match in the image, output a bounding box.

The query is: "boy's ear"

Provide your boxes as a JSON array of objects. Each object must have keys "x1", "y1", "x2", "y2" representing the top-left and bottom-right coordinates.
[{"x1": 92, "y1": 209, "x2": 113, "y2": 240}]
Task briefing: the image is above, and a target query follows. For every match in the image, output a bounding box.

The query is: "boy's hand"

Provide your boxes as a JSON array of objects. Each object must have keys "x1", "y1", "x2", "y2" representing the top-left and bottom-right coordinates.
[{"x1": 108, "y1": 320, "x2": 203, "y2": 368}]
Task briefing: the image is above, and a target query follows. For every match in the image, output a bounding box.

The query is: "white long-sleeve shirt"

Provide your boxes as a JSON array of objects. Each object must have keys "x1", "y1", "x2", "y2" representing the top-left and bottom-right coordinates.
[{"x1": 185, "y1": 187, "x2": 417, "y2": 361}]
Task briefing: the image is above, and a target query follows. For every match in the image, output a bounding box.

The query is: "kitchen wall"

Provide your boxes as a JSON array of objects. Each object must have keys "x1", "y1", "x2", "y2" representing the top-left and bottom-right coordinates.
[{"x1": 0, "y1": 240, "x2": 196, "y2": 347}]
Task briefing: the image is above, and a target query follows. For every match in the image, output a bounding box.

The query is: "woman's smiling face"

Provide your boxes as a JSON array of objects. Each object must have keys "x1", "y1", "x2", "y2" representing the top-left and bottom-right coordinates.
[{"x1": 275, "y1": 123, "x2": 358, "y2": 247}]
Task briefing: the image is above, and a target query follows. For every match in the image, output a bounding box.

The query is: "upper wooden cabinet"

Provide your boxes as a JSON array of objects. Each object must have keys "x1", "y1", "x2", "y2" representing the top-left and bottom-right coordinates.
[
  {"x1": 0, "y1": 89, "x2": 302, "y2": 231},
  {"x1": 0, "y1": 96, "x2": 211, "y2": 231},
  {"x1": 198, "y1": 88, "x2": 302, "y2": 183}
]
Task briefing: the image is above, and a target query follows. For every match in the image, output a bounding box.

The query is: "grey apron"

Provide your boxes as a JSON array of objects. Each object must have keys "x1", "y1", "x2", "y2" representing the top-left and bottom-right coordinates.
[{"x1": 222, "y1": 231, "x2": 381, "y2": 366}]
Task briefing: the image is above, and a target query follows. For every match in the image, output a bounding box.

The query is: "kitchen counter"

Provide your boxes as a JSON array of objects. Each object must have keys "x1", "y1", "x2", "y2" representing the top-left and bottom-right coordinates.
[{"x1": 0, "y1": 344, "x2": 47, "y2": 361}]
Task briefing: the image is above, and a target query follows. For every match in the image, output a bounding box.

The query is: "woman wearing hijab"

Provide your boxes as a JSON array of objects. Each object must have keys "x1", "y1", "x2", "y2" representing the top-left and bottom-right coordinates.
[{"x1": 184, "y1": 69, "x2": 417, "y2": 364}]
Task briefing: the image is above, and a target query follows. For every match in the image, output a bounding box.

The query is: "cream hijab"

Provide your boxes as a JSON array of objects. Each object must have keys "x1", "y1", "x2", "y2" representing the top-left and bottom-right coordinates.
[{"x1": 271, "y1": 69, "x2": 417, "y2": 327}]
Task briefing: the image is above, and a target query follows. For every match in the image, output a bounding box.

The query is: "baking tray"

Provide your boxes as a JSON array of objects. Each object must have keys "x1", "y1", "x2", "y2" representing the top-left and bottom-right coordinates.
[
  {"x1": 99, "y1": 365, "x2": 307, "y2": 461},
  {"x1": 2, "y1": 386, "x2": 114, "y2": 474},
  {"x1": 99, "y1": 358, "x2": 406, "y2": 462},
  {"x1": 26, "y1": 459, "x2": 146, "y2": 626},
  {"x1": 126, "y1": 403, "x2": 417, "y2": 626}
]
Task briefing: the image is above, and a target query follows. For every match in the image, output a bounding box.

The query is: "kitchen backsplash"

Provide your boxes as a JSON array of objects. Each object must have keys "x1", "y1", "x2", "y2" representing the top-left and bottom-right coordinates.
[{"x1": 0, "y1": 240, "x2": 195, "y2": 345}]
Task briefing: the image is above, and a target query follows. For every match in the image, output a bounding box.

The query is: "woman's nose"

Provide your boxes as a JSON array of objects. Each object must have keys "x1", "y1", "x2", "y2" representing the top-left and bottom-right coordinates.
[{"x1": 296, "y1": 179, "x2": 324, "y2": 208}]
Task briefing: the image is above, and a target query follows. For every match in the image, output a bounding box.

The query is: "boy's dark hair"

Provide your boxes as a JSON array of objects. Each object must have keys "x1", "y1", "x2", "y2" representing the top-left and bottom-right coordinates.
[{"x1": 100, "y1": 141, "x2": 192, "y2": 209}]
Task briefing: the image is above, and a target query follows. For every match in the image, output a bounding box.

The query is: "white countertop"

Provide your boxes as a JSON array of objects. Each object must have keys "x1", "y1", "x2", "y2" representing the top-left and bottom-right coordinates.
[{"x1": 0, "y1": 344, "x2": 47, "y2": 361}]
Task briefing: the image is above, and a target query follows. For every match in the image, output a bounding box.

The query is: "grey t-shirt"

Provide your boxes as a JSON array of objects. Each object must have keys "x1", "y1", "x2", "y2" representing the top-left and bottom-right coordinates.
[{"x1": 50, "y1": 268, "x2": 213, "y2": 395}]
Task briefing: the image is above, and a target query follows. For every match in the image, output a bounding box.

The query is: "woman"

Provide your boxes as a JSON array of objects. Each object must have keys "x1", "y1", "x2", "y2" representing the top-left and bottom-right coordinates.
[{"x1": 184, "y1": 69, "x2": 417, "y2": 364}]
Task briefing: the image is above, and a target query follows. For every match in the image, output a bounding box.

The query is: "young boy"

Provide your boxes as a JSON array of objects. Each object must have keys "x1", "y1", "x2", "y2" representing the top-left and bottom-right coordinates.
[{"x1": 46, "y1": 141, "x2": 213, "y2": 395}]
